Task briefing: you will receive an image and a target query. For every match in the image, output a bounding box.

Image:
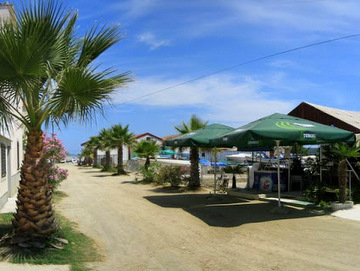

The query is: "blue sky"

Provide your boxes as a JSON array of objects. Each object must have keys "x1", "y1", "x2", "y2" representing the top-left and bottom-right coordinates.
[{"x1": 18, "y1": 0, "x2": 360, "y2": 154}]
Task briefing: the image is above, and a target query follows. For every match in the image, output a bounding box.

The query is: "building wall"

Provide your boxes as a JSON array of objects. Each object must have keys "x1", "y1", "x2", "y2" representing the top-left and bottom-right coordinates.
[
  {"x1": 0, "y1": 105, "x2": 24, "y2": 205},
  {"x1": 97, "y1": 145, "x2": 130, "y2": 166},
  {"x1": 0, "y1": 2, "x2": 15, "y2": 27},
  {"x1": 0, "y1": 136, "x2": 11, "y2": 206},
  {"x1": 0, "y1": 3, "x2": 24, "y2": 208},
  {"x1": 8, "y1": 120, "x2": 24, "y2": 196},
  {"x1": 134, "y1": 134, "x2": 163, "y2": 145}
]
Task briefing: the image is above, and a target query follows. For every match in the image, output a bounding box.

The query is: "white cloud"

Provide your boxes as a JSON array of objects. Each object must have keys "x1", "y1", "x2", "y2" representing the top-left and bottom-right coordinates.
[
  {"x1": 118, "y1": 1, "x2": 360, "y2": 42},
  {"x1": 222, "y1": 1, "x2": 360, "y2": 33},
  {"x1": 109, "y1": 0, "x2": 159, "y2": 19},
  {"x1": 112, "y1": 74, "x2": 298, "y2": 125},
  {"x1": 137, "y1": 32, "x2": 170, "y2": 50}
]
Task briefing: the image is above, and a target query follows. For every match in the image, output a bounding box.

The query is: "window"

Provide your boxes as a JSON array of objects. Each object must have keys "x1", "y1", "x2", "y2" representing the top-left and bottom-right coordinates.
[{"x1": 1, "y1": 144, "x2": 6, "y2": 178}]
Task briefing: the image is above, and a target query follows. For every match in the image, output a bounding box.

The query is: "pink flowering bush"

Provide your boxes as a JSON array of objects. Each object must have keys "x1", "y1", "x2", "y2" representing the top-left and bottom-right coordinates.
[
  {"x1": 43, "y1": 133, "x2": 68, "y2": 191},
  {"x1": 43, "y1": 132, "x2": 67, "y2": 163},
  {"x1": 48, "y1": 165, "x2": 68, "y2": 191}
]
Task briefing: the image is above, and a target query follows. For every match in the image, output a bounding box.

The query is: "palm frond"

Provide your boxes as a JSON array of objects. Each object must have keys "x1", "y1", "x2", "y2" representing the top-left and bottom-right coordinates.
[
  {"x1": 330, "y1": 142, "x2": 360, "y2": 160},
  {"x1": 77, "y1": 24, "x2": 122, "y2": 67},
  {"x1": 48, "y1": 66, "x2": 131, "y2": 125},
  {"x1": 175, "y1": 114, "x2": 208, "y2": 134},
  {"x1": 109, "y1": 124, "x2": 135, "y2": 147}
]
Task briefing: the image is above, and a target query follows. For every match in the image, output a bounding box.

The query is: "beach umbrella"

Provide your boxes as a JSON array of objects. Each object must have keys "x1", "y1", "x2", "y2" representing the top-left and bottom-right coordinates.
[
  {"x1": 210, "y1": 113, "x2": 354, "y2": 149},
  {"x1": 165, "y1": 123, "x2": 235, "y2": 194},
  {"x1": 164, "y1": 123, "x2": 235, "y2": 148},
  {"x1": 210, "y1": 113, "x2": 355, "y2": 207}
]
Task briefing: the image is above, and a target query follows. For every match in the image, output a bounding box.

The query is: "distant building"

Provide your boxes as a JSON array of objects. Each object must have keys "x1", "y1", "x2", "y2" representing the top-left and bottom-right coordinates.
[
  {"x1": 82, "y1": 132, "x2": 164, "y2": 165},
  {"x1": 0, "y1": 3, "x2": 25, "y2": 209},
  {"x1": 289, "y1": 102, "x2": 360, "y2": 134},
  {"x1": 133, "y1": 132, "x2": 163, "y2": 145}
]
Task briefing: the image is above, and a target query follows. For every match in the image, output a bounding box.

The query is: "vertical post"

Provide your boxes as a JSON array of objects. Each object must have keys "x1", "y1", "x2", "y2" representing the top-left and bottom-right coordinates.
[
  {"x1": 213, "y1": 148, "x2": 217, "y2": 194},
  {"x1": 319, "y1": 145, "x2": 322, "y2": 183},
  {"x1": 275, "y1": 140, "x2": 281, "y2": 207}
]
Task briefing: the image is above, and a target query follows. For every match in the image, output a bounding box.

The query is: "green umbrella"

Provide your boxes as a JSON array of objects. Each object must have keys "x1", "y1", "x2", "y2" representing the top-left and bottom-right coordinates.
[
  {"x1": 210, "y1": 113, "x2": 355, "y2": 208},
  {"x1": 210, "y1": 113, "x2": 355, "y2": 149},
  {"x1": 165, "y1": 123, "x2": 235, "y2": 147},
  {"x1": 165, "y1": 123, "x2": 235, "y2": 196}
]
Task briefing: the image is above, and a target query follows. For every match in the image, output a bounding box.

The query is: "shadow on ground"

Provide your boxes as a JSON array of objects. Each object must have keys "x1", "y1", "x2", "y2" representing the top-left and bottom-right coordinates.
[
  {"x1": 92, "y1": 174, "x2": 117, "y2": 178},
  {"x1": 148, "y1": 187, "x2": 191, "y2": 194},
  {"x1": 121, "y1": 180, "x2": 141, "y2": 184},
  {"x1": 82, "y1": 170, "x2": 101, "y2": 174},
  {"x1": 144, "y1": 194, "x2": 322, "y2": 227}
]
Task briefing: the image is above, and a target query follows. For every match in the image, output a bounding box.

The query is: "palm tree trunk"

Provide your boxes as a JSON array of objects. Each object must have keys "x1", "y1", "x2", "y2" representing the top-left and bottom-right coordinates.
[
  {"x1": 103, "y1": 150, "x2": 111, "y2": 171},
  {"x1": 189, "y1": 147, "x2": 200, "y2": 189},
  {"x1": 12, "y1": 130, "x2": 55, "y2": 242},
  {"x1": 145, "y1": 155, "x2": 150, "y2": 170},
  {"x1": 93, "y1": 149, "x2": 98, "y2": 167},
  {"x1": 338, "y1": 159, "x2": 347, "y2": 203},
  {"x1": 117, "y1": 146, "x2": 126, "y2": 175},
  {"x1": 232, "y1": 174, "x2": 236, "y2": 188}
]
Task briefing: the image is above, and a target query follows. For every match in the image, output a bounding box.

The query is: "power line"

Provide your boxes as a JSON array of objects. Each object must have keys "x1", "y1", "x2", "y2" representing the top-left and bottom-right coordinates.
[{"x1": 116, "y1": 33, "x2": 360, "y2": 106}]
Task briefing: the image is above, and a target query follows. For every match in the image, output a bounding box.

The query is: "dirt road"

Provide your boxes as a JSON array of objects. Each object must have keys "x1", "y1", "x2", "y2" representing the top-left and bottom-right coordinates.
[{"x1": 58, "y1": 164, "x2": 360, "y2": 271}]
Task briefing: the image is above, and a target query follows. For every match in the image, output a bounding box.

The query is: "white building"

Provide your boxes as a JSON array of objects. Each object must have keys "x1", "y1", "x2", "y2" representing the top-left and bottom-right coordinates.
[
  {"x1": 0, "y1": 3, "x2": 24, "y2": 209},
  {"x1": 96, "y1": 132, "x2": 163, "y2": 165}
]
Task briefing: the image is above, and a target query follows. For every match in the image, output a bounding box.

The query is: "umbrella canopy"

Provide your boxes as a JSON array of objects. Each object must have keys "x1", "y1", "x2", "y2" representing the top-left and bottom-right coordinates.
[
  {"x1": 210, "y1": 113, "x2": 355, "y2": 149},
  {"x1": 165, "y1": 123, "x2": 235, "y2": 148}
]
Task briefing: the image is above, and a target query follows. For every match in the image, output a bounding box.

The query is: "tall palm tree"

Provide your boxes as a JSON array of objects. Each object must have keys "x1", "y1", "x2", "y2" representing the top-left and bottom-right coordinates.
[
  {"x1": 133, "y1": 140, "x2": 160, "y2": 170},
  {"x1": 87, "y1": 136, "x2": 101, "y2": 167},
  {"x1": 0, "y1": 1, "x2": 131, "y2": 243},
  {"x1": 99, "y1": 128, "x2": 113, "y2": 172},
  {"x1": 109, "y1": 124, "x2": 135, "y2": 175},
  {"x1": 330, "y1": 143, "x2": 360, "y2": 203},
  {"x1": 175, "y1": 115, "x2": 208, "y2": 189}
]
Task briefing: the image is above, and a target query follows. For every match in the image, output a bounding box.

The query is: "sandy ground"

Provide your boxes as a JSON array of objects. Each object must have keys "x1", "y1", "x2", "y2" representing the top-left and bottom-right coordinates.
[{"x1": 54, "y1": 163, "x2": 360, "y2": 271}]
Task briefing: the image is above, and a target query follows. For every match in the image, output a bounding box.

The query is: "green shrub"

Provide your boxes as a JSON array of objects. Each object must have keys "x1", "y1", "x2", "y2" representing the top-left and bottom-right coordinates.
[
  {"x1": 318, "y1": 200, "x2": 331, "y2": 208},
  {"x1": 303, "y1": 181, "x2": 327, "y2": 204},
  {"x1": 155, "y1": 166, "x2": 183, "y2": 187},
  {"x1": 139, "y1": 163, "x2": 161, "y2": 183}
]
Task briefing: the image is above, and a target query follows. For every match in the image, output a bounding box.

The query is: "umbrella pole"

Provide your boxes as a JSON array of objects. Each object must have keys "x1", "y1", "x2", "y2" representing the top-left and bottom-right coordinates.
[
  {"x1": 213, "y1": 148, "x2": 217, "y2": 194},
  {"x1": 275, "y1": 140, "x2": 281, "y2": 207}
]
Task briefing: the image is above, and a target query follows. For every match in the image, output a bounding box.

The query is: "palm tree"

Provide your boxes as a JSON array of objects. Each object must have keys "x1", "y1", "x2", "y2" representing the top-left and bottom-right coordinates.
[
  {"x1": 79, "y1": 147, "x2": 93, "y2": 166},
  {"x1": 175, "y1": 115, "x2": 208, "y2": 189},
  {"x1": 223, "y1": 165, "x2": 245, "y2": 189},
  {"x1": 330, "y1": 143, "x2": 360, "y2": 203},
  {"x1": 109, "y1": 124, "x2": 135, "y2": 175},
  {"x1": 0, "y1": 1, "x2": 131, "y2": 243},
  {"x1": 99, "y1": 128, "x2": 113, "y2": 172},
  {"x1": 133, "y1": 140, "x2": 160, "y2": 170},
  {"x1": 87, "y1": 136, "x2": 101, "y2": 167}
]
